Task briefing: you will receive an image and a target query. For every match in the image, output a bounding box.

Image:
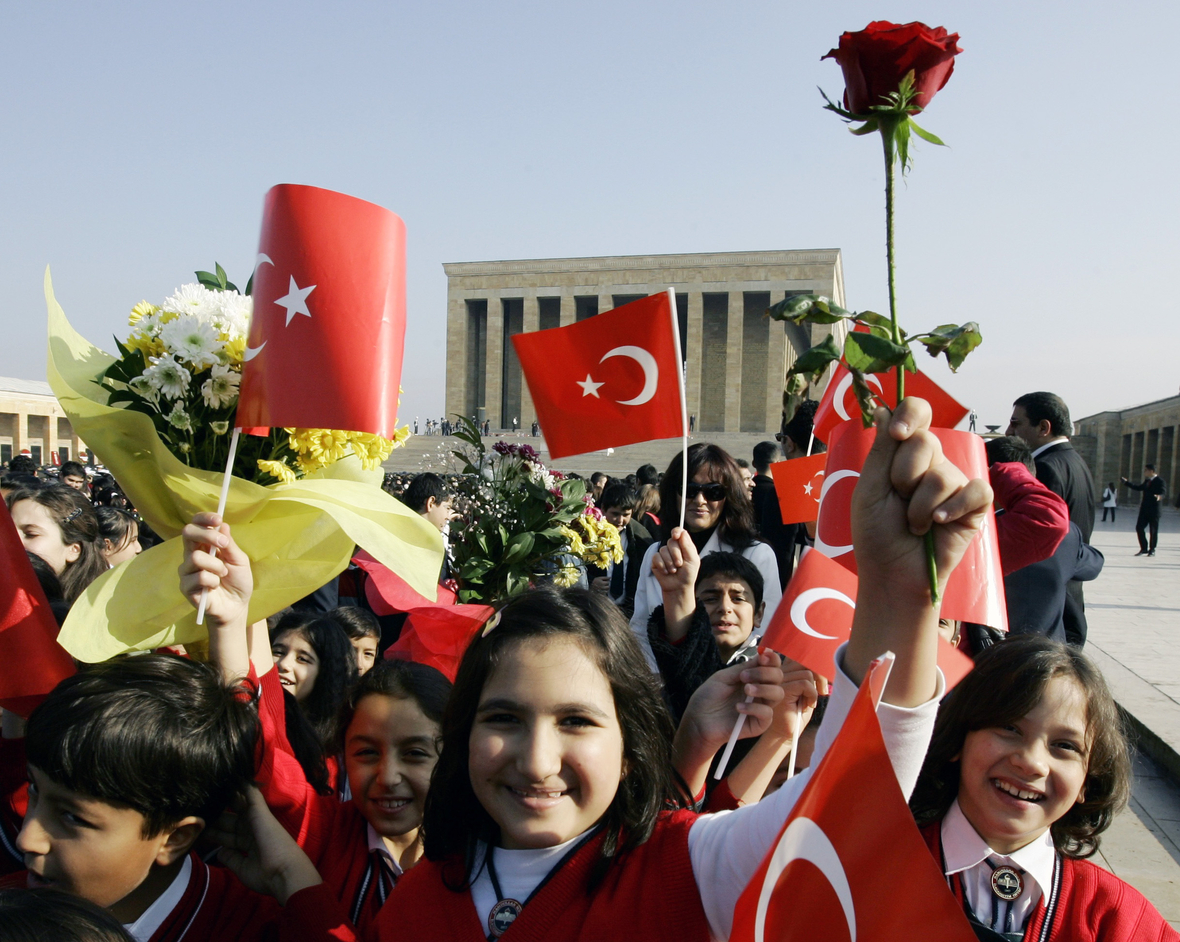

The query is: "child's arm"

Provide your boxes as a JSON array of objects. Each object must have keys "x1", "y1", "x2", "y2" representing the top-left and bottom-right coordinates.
[
  {"x1": 843, "y1": 399, "x2": 992, "y2": 707},
  {"x1": 650, "y1": 527, "x2": 699, "y2": 643},
  {"x1": 179, "y1": 512, "x2": 252, "y2": 684}
]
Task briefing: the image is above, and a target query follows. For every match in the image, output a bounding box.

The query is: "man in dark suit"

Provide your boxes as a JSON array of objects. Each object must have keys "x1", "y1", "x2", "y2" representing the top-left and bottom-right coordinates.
[
  {"x1": 588, "y1": 482, "x2": 654, "y2": 618},
  {"x1": 1007, "y1": 391, "x2": 1097, "y2": 646},
  {"x1": 1123, "y1": 464, "x2": 1166, "y2": 556}
]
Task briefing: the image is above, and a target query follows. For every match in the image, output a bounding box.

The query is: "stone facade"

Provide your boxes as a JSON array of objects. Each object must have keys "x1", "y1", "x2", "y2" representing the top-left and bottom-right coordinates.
[
  {"x1": 443, "y1": 250, "x2": 846, "y2": 434},
  {"x1": 1075, "y1": 392, "x2": 1180, "y2": 505},
  {"x1": 0, "y1": 377, "x2": 87, "y2": 467}
]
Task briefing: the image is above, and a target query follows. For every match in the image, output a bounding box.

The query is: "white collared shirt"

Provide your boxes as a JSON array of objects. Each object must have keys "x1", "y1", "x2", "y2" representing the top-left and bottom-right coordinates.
[
  {"x1": 1030, "y1": 437, "x2": 1069, "y2": 460},
  {"x1": 367, "y1": 823, "x2": 405, "y2": 879},
  {"x1": 124, "y1": 855, "x2": 192, "y2": 941},
  {"x1": 941, "y1": 798, "x2": 1056, "y2": 934}
]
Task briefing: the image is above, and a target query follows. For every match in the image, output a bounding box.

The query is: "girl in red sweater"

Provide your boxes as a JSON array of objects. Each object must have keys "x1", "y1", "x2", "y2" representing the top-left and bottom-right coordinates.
[{"x1": 910, "y1": 635, "x2": 1177, "y2": 941}]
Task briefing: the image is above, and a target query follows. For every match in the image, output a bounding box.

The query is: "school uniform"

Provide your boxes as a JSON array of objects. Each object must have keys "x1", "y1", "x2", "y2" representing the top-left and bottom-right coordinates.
[
  {"x1": 256, "y1": 668, "x2": 403, "y2": 932},
  {"x1": 278, "y1": 645, "x2": 943, "y2": 942},
  {"x1": 923, "y1": 800, "x2": 1177, "y2": 941}
]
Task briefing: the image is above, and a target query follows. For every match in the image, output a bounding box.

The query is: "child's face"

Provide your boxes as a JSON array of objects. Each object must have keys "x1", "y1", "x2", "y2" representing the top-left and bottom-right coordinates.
[
  {"x1": 271, "y1": 630, "x2": 319, "y2": 702},
  {"x1": 351, "y1": 635, "x2": 378, "y2": 676},
  {"x1": 345, "y1": 695, "x2": 440, "y2": 842},
  {"x1": 603, "y1": 506, "x2": 632, "y2": 530},
  {"x1": 102, "y1": 526, "x2": 141, "y2": 568},
  {"x1": 18, "y1": 766, "x2": 194, "y2": 921},
  {"x1": 469, "y1": 637, "x2": 625, "y2": 849},
  {"x1": 696, "y1": 574, "x2": 763, "y2": 657},
  {"x1": 956, "y1": 676, "x2": 1090, "y2": 855},
  {"x1": 11, "y1": 500, "x2": 80, "y2": 575}
]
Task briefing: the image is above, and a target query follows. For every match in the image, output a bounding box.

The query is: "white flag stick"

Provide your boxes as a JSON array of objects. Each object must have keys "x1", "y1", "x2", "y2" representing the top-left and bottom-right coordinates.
[
  {"x1": 713, "y1": 693, "x2": 754, "y2": 780},
  {"x1": 668, "y1": 288, "x2": 688, "y2": 531},
  {"x1": 784, "y1": 704, "x2": 804, "y2": 781},
  {"x1": 196, "y1": 426, "x2": 241, "y2": 625}
]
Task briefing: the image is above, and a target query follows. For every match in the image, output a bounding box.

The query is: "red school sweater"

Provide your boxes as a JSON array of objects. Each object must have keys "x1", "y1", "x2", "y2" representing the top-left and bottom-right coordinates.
[
  {"x1": 921, "y1": 822, "x2": 1179, "y2": 941},
  {"x1": 280, "y1": 810, "x2": 711, "y2": 942},
  {"x1": 256, "y1": 668, "x2": 392, "y2": 931},
  {"x1": 1, "y1": 853, "x2": 281, "y2": 942}
]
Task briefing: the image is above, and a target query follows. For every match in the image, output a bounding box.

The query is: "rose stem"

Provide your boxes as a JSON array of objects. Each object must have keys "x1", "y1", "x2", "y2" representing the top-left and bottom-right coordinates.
[{"x1": 881, "y1": 116, "x2": 940, "y2": 606}]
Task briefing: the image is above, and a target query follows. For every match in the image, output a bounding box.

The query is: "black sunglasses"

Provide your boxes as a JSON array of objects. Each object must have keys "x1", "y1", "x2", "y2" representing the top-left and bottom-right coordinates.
[{"x1": 683, "y1": 482, "x2": 727, "y2": 501}]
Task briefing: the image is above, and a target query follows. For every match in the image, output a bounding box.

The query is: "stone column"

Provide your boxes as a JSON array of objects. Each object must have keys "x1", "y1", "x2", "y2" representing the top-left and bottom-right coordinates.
[
  {"x1": 520, "y1": 296, "x2": 539, "y2": 428},
  {"x1": 559, "y1": 294, "x2": 575, "y2": 327},
  {"x1": 765, "y1": 312, "x2": 788, "y2": 434},
  {"x1": 444, "y1": 294, "x2": 467, "y2": 423},
  {"x1": 48, "y1": 413, "x2": 59, "y2": 464},
  {"x1": 15, "y1": 411, "x2": 28, "y2": 457},
  {"x1": 599, "y1": 291, "x2": 613, "y2": 318},
  {"x1": 685, "y1": 291, "x2": 703, "y2": 428},
  {"x1": 485, "y1": 297, "x2": 504, "y2": 430},
  {"x1": 724, "y1": 292, "x2": 744, "y2": 431}
]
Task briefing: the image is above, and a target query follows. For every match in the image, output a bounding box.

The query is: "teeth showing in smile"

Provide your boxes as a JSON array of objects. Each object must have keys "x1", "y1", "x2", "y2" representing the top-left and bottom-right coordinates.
[
  {"x1": 994, "y1": 779, "x2": 1043, "y2": 802},
  {"x1": 375, "y1": 798, "x2": 409, "y2": 810},
  {"x1": 511, "y1": 787, "x2": 564, "y2": 799}
]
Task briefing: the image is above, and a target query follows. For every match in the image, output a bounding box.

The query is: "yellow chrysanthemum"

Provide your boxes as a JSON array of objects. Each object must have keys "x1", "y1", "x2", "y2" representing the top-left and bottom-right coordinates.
[
  {"x1": 221, "y1": 335, "x2": 246, "y2": 364},
  {"x1": 128, "y1": 300, "x2": 159, "y2": 326},
  {"x1": 124, "y1": 332, "x2": 165, "y2": 360},
  {"x1": 286, "y1": 428, "x2": 351, "y2": 464},
  {"x1": 348, "y1": 431, "x2": 396, "y2": 470},
  {"x1": 558, "y1": 526, "x2": 585, "y2": 556},
  {"x1": 390, "y1": 425, "x2": 411, "y2": 448},
  {"x1": 552, "y1": 565, "x2": 580, "y2": 588},
  {"x1": 256, "y1": 458, "x2": 297, "y2": 484}
]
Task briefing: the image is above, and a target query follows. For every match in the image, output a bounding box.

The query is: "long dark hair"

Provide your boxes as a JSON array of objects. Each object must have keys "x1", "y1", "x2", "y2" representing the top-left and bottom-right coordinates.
[
  {"x1": 7, "y1": 486, "x2": 107, "y2": 604},
  {"x1": 656, "y1": 443, "x2": 757, "y2": 548},
  {"x1": 422, "y1": 587, "x2": 687, "y2": 887},
  {"x1": 910, "y1": 636, "x2": 1131, "y2": 858},
  {"x1": 336, "y1": 657, "x2": 452, "y2": 752}
]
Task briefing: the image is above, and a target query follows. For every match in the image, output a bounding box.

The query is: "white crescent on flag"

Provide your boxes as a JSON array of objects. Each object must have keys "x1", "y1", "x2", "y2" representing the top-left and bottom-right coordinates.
[
  {"x1": 815, "y1": 469, "x2": 860, "y2": 558},
  {"x1": 600, "y1": 346, "x2": 658, "y2": 406},
  {"x1": 790, "y1": 587, "x2": 856, "y2": 640},
  {"x1": 833, "y1": 372, "x2": 884, "y2": 422},
  {"x1": 754, "y1": 816, "x2": 856, "y2": 942}
]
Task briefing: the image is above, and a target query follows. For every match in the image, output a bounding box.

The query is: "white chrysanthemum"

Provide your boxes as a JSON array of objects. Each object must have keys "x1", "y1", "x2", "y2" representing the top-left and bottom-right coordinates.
[
  {"x1": 127, "y1": 375, "x2": 159, "y2": 404},
  {"x1": 529, "y1": 466, "x2": 556, "y2": 490},
  {"x1": 166, "y1": 403, "x2": 193, "y2": 432},
  {"x1": 143, "y1": 355, "x2": 191, "y2": 400},
  {"x1": 214, "y1": 291, "x2": 252, "y2": 337},
  {"x1": 133, "y1": 312, "x2": 161, "y2": 336},
  {"x1": 201, "y1": 363, "x2": 241, "y2": 409},
  {"x1": 210, "y1": 420, "x2": 230, "y2": 435},
  {"x1": 161, "y1": 315, "x2": 221, "y2": 369},
  {"x1": 161, "y1": 283, "x2": 221, "y2": 321}
]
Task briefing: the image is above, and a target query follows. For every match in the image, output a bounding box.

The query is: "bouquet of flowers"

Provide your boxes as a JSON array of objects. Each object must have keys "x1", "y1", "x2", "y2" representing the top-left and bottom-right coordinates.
[
  {"x1": 99, "y1": 265, "x2": 407, "y2": 485},
  {"x1": 448, "y1": 418, "x2": 623, "y2": 602}
]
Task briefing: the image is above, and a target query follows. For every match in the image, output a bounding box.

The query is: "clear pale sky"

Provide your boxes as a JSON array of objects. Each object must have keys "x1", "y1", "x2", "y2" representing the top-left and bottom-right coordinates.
[{"x1": 3, "y1": 1, "x2": 1176, "y2": 433}]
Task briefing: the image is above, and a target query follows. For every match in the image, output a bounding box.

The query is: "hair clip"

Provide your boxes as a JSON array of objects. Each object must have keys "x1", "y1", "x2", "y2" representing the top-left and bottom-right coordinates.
[
  {"x1": 63, "y1": 508, "x2": 83, "y2": 525},
  {"x1": 481, "y1": 611, "x2": 502, "y2": 637}
]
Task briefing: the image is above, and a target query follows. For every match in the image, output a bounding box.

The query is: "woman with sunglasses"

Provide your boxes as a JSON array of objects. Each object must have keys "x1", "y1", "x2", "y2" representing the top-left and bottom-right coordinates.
[{"x1": 628, "y1": 443, "x2": 782, "y2": 668}]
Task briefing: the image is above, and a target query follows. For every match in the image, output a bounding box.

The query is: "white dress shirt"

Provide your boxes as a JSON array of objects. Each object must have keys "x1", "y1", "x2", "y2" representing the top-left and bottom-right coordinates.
[{"x1": 124, "y1": 855, "x2": 192, "y2": 941}]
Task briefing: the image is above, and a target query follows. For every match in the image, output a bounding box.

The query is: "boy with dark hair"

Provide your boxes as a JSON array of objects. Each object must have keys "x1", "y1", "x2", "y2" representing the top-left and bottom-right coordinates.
[
  {"x1": 586, "y1": 482, "x2": 653, "y2": 618},
  {"x1": 646, "y1": 546, "x2": 766, "y2": 724},
  {"x1": 399, "y1": 473, "x2": 452, "y2": 532},
  {"x1": 59, "y1": 461, "x2": 88, "y2": 493},
  {"x1": 5, "y1": 656, "x2": 280, "y2": 939}
]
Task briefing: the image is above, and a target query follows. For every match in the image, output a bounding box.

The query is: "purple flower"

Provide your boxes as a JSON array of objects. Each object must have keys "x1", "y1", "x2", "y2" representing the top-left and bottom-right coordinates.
[
  {"x1": 519, "y1": 443, "x2": 539, "y2": 460},
  {"x1": 493, "y1": 441, "x2": 512, "y2": 455}
]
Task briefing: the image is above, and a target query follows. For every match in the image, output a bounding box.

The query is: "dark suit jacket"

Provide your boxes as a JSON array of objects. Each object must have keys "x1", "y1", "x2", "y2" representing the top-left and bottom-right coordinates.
[
  {"x1": 1005, "y1": 523, "x2": 1104, "y2": 643},
  {"x1": 1034, "y1": 441, "x2": 1096, "y2": 542},
  {"x1": 588, "y1": 518, "x2": 653, "y2": 618},
  {"x1": 1127, "y1": 476, "x2": 1167, "y2": 519}
]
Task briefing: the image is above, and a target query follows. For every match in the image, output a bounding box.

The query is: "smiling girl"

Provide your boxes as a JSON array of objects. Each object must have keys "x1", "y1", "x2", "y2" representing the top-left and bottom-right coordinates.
[
  {"x1": 911, "y1": 636, "x2": 1174, "y2": 940},
  {"x1": 7, "y1": 486, "x2": 107, "y2": 604},
  {"x1": 205, "y1": 399, "x2": 998, "y2": 942}
]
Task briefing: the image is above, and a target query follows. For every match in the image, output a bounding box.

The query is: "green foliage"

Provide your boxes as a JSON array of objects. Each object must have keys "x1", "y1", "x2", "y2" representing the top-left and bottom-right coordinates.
[
  {"x1": 195, "y1": 261, "x2": 240, "y2": 294},
  {"x1": 912, "y1": 323, "x2": 983, "y2": 372}
]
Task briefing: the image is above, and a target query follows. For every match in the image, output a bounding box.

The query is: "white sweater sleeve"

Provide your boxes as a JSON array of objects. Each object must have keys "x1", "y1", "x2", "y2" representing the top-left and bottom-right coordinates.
[
  {"x1": 686, "y1": 644, "x2": 944, "y2": 940},
  {"x1": 627, "y1": 541, "x2": 662, "y2": 670},
  {"x1": 745, "y1": 541, "x2": 783, "y2": 624}
]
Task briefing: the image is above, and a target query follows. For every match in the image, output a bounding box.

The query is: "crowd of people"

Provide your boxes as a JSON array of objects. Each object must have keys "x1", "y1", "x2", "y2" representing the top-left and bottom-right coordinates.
[{"x1": 0, "y1": 390, "x2": 1175, "y2": 940}]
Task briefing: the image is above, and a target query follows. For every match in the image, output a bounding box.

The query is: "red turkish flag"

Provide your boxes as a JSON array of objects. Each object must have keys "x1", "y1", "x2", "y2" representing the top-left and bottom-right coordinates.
[
  {"x1": 352, "y1": 550, "x2": 452, "y2": 613},
  {"x1": 730, "y1": 656, "x2": 977, "y2": 942},
  {"x1": 512, "y1": 291, "x2": 685, "y2": 460},
  {"x1": 0, "y1": 501, "x2": 75, "y2": 716},
  {"x1": 814, "y1": 421, "x2": 1008, "y2": 632},
  {"x1": 814, "y1": 364, "x2": 968, "y2": 444},
  {"x1": 761, "y1": 547, "x2": 973, "y2": 689},
  {"x1": 236, "y1": 184, "x2": 407, "y2": 437},
  {"x1": 771, "y1": 453, "x2": 828, "y2": 525},
  {"x1": 385, "y1": 603, "x2": 493, "y2": 682}
]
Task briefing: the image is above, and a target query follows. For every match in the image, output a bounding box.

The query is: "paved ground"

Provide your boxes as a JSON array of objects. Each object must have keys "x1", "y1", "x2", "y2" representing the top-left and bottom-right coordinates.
[{"x1": 1079, "y1": 507, "x2": 1180, "y2": 926}]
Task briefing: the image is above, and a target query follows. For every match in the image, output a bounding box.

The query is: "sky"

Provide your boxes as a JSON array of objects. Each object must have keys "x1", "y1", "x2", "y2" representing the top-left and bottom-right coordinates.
[{"x1": 2, "y1": 1, "x2": 1177, "y2": 434}]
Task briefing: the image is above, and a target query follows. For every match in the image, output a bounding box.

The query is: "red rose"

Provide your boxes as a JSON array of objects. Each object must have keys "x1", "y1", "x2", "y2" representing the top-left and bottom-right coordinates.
[{"x1": 823, "y1": 21, "x2": 961, "y2": 114}]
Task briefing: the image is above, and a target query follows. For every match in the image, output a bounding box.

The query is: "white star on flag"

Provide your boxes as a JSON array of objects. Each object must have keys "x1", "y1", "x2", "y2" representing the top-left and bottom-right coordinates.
[
  {"x1": 577, "y1": 374, "x2": 604, "y2": 398},
  {"x1": 275, "y1": 276, "x2": 316, "y2": 326},
  {"x1": 803, "y1": 481, "x2": 813, "y2": 496}
]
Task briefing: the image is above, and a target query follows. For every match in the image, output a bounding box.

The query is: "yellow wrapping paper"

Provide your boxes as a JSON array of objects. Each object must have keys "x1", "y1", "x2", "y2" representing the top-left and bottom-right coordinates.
[{"x1": 44, "y1": 268, "x2": 443, "y2": 662}]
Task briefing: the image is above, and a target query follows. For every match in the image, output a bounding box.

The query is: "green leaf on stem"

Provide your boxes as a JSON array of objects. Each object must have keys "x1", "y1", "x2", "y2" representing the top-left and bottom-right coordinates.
[
  {"x1": 843, "y1": 331, "x2": 912, "y2": 375},
  {"x1": 849, "y1": 368, "x2": 884, "y2": 428},
  {"x1": 909, "y1": 119, "x2": 946, "y2": 146},
  {"x1": 788, "y1": 333, "x2": 843, "y2": 380},
  {"x1": 913, "y1": 323, "x2": 983, "y2": 372},
  {"x1": 766, "y1": 294, "x2": 850, "y2": 325}
]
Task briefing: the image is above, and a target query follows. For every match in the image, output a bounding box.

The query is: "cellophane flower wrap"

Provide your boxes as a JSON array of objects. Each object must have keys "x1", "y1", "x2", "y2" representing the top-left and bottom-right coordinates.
[
  {"x1": 448, "y1": 418, "x2": 623, "y2": 602},
  {"x1": 45, "y1": 268, "x2": 442, "y2": 662}
]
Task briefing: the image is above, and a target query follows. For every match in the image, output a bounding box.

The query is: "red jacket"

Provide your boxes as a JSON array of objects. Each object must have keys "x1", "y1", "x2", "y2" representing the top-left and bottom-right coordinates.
[
  {"x1": 256, "y1": 669, "x2": 394, "y2": 931},
  {"x1": 922, "y1": 821, "x2": 1178, "y2": 941},
  {"x1": 280, "y1": 811, "x2": 710, "y2": 942},
  {"x1": 990, "y1": 462, "x2": 1071, "y2": 575}
]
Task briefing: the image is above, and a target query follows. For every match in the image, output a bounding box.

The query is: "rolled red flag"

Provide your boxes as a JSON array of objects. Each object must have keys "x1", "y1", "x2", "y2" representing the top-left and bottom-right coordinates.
[
  {"x1": 512, "y1": 291, "x2": 685, "y2": 460},
  {"x1": 385, "y1": 603, "x2": 493, "y2": 683},
  {"x1": 236, "y1": 184, "x2": 407, "y2": 437},
  {"x1": 0, "y1": 500, "x2": 75, "y2": 716}
]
